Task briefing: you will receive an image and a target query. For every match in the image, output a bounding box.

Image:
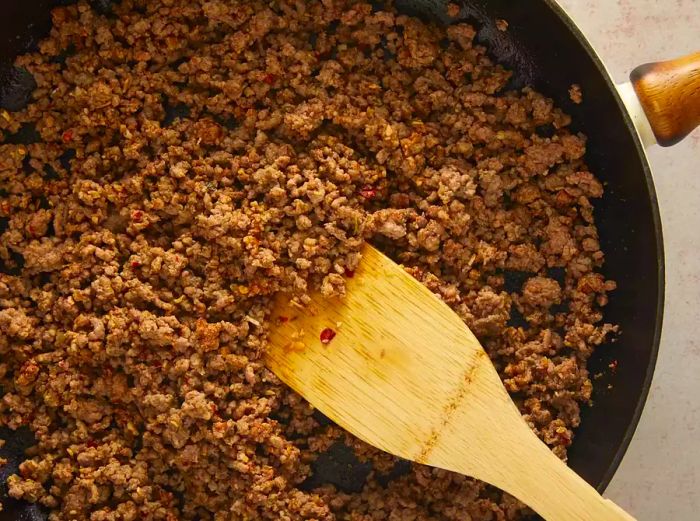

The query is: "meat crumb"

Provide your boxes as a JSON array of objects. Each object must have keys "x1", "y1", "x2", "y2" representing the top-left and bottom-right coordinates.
[
  {"x1": 496, "y1": 18, "x2": 509, "y2": 31},
  {"x1": 569, "y1": 83, "x2": 583, "y2": 104},
  {"x1": 447, "y1": 2, "x2": 461, "y2": 17}
]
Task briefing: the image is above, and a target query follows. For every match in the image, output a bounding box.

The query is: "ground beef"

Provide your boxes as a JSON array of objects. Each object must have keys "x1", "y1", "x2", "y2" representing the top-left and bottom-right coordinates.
[
  {"x1": 520, "y1": 276, "x2": 562, "y2": 309},
  {"x1": 0, "y1": 1, "x2": 617, "y2": 520},
  {"x1": 569, "y1": 84, "x2": 583, "y2": 104}
]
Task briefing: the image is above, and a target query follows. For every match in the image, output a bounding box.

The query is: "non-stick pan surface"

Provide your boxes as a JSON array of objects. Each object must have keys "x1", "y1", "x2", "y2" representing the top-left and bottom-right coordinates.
[{"x1": 0, "y1": 1, "x2": 664, "y2": 519}]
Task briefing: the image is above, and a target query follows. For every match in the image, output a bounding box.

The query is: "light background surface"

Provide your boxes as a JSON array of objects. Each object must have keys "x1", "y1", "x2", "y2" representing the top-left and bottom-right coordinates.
[{"x1": 555, "y1": 1, "x2": 700, "y2": 519}]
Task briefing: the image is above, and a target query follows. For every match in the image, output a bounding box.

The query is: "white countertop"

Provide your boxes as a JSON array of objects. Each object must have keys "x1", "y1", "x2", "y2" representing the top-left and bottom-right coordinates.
[{"x1": 555, "y1": 1, "x2": 700, "y2": 519}]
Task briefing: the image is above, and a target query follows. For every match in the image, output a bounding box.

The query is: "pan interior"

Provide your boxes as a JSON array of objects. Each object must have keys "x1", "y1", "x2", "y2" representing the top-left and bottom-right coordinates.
[{"x1": 0, "y1": 0, "x2": 663, "y2": 518}]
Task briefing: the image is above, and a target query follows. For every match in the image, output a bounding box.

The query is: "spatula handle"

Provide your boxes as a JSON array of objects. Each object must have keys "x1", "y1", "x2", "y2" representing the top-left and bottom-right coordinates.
[
  {"x1": 465, "y1": 420, "x2": 638, "y2": 521},
  {"x1": 631, "y1": 51, "x2": 700, "y2": 146},
  {"x1": 428, "y1": 361, "x2": 638, "y2": 520}
]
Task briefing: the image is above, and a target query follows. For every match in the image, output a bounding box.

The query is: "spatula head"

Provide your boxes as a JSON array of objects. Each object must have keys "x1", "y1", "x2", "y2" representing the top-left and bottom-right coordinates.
[
  {"x1": 265, "y1": 246, "x2": 630, "y2": 521},
  {"x1": 265, "y1": 245, "x2": 515, "y2": 469}
]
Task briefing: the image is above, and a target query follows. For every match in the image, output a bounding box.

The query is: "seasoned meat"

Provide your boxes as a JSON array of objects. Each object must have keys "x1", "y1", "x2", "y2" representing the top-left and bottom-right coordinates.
[{"x1": 0, "y1": 1, "x2": 617, "y2": 520}]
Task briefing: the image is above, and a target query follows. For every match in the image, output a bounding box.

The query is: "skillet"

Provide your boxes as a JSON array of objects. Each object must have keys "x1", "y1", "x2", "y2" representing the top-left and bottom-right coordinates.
[{"x1": 0, "y1": 0, "x2": 697, "y2": 519}]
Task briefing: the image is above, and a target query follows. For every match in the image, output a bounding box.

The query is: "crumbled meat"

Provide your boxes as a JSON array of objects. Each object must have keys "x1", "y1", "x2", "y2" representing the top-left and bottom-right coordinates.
[
  {"x1": 446, "y1": 3, "x2": 461, "y2": 17},
  {"x1": 521, "y1": 276, "x2": 563, "y2": 309},
  {"x1": 0, "y1": 1, "x2": 616, "y2": 520},
  {"x1": 569, "y1": 84, "x2": 583, "y2": 104},
  {"x1": 496, "y1": 19, "x2": 509, "y2": 32}
]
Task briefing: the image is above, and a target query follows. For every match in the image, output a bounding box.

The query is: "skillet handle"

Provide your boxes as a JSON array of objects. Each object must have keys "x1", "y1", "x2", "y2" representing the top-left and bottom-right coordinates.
[{"x1": 630, "y1": 51, "x2": 700, "y2": 147}]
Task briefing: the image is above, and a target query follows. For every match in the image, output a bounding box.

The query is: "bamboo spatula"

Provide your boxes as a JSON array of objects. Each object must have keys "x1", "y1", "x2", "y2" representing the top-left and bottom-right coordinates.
[{"x1": 266, "y1": 245, "x2": 635, "y2": 521}]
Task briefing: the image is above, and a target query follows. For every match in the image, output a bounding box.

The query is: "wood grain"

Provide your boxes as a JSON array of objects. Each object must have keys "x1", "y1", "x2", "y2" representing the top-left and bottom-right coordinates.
[
  {"x1": 631, "y1": 51, "x2": 700, "y2": 146},
  {"x1": 266, "y1": 245, "x2": 636, "y2": 520}
]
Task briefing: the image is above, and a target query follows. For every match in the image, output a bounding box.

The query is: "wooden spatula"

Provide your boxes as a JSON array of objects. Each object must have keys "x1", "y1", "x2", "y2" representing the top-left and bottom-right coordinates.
[{"x1": 266, "y1": 245, "x2": 635, "y2": 521}]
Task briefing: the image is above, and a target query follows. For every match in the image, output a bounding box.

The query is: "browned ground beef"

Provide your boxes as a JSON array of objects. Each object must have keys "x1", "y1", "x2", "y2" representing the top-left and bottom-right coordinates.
[{"x1": 0, "y1": 1, "x2": 617, "y2": 519}]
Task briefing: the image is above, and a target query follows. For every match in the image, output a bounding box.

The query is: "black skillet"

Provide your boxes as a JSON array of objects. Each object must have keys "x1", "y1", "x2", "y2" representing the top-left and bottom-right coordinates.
[{"x1": 1, "y1": 1, "x2": 699, "y2": 519}]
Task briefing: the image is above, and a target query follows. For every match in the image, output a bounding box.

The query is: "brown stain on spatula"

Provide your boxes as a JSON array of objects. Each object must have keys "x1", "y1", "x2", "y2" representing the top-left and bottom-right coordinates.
[{"x1": 416, "y1": 349, "x2": 487, "y2": 465}]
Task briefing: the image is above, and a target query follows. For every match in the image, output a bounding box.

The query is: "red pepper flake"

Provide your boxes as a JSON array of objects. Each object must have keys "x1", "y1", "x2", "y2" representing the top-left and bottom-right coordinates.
[
  {"x1": 62, "y1": 129, "x2": 73, "y2": 143},
  {"x1": 320, "y1": 327, "x2": 337, "y2": 345},
  {"x1": 344, "y1": 268, "x2": 355, "y2": 278},
  {"x1": 359, "y1": 185, "x2": 377, "y2": 200},
  {"x1": 131, "y1": 210, "x2": 143, "y2": 222},
  {"x1": 278, "y1": 315, "x2": 290, "y2": 323},
  {"x1": 131, "y1": 261, "x2": 140, "y2": 268},
  {"x1": 86, "y1": 439, "x2": 98, "y2": 448},
  {"x1": 262, "y1": 73, "x2": 276, "y2": 85}
]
